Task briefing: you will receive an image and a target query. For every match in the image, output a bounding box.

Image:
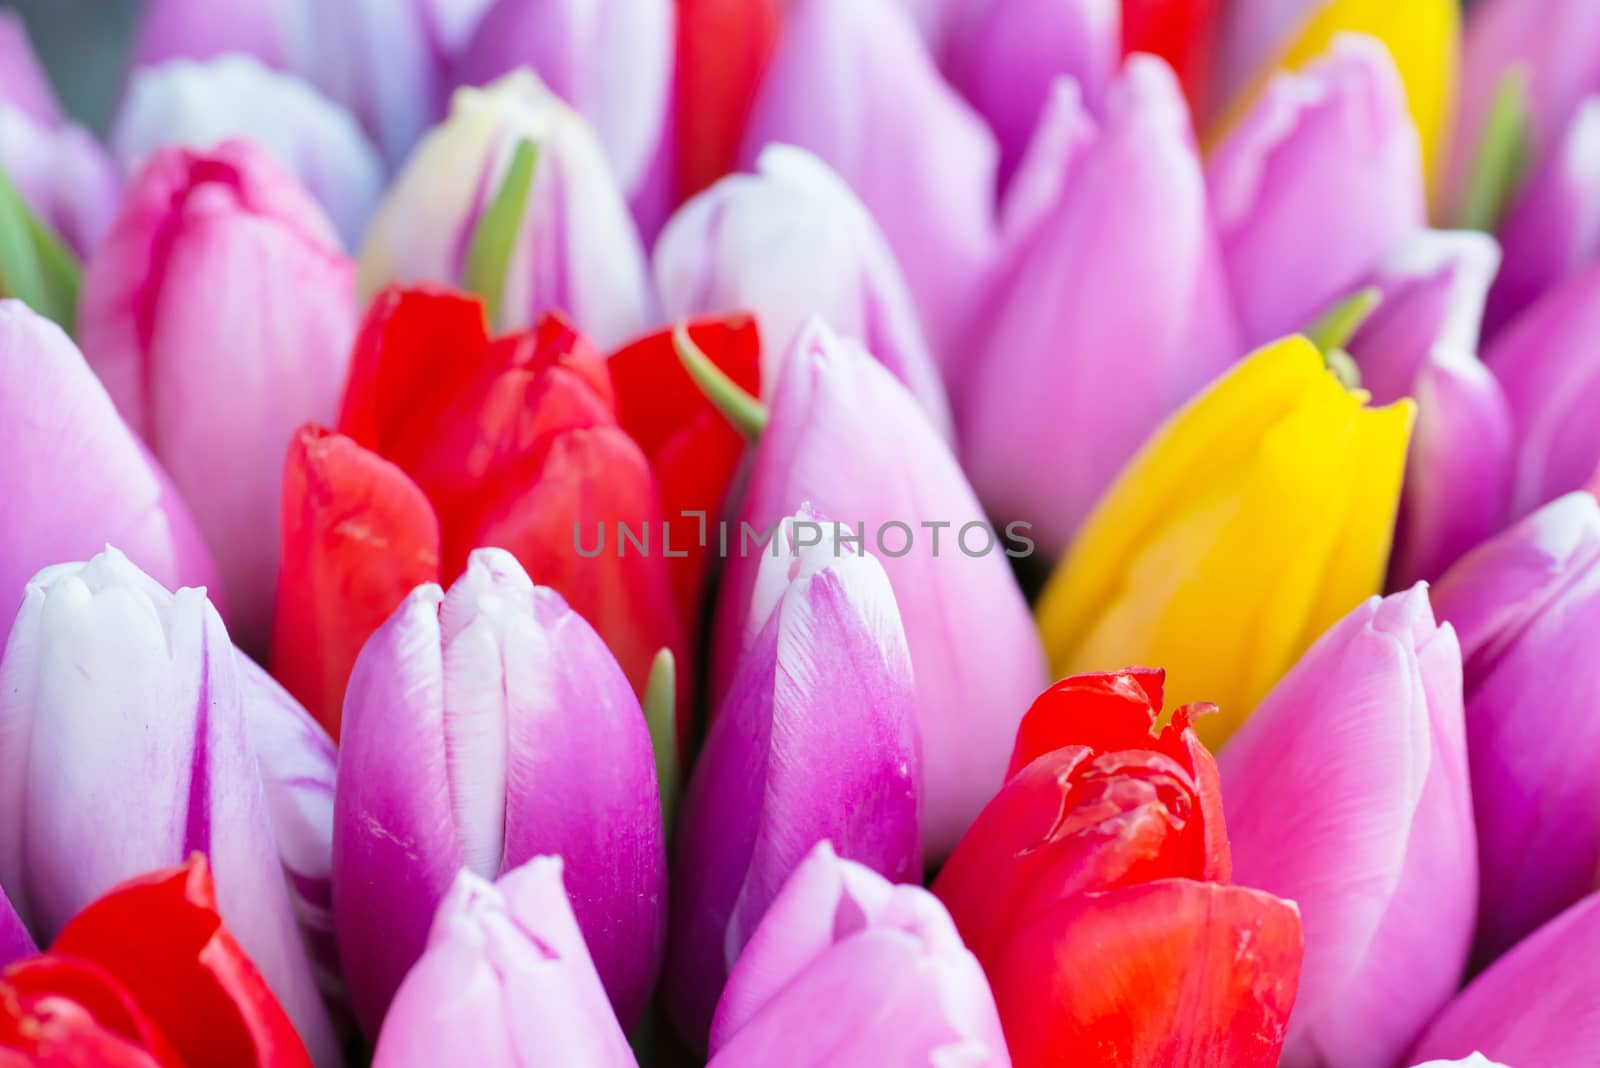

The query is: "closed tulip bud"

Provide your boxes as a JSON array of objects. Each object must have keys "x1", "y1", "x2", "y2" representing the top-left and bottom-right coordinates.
[
  {"x1": 1210, "y1": 36, "x2": 1425, "y2": 346},
  {"x1": 667, "y1": 512, "x2": 922, "y2": 1044},
  {"x1": 935, "y1": 669, "x2": 1303, "y2": 1067},
  {"x1": 78, "y1": 140, "x2": 358, "y2": 654},
  {"x1": 673, "y1": 0, "x2": 782, "y2": 200},
  {"x1": 334, "y1": 549, "x2": 666, "y2": 1038},
  {"x1": 1430, "y1": 493, "x2": 1600, "y2": 961},
  {"x1": 372, "y1": 858, "x2": 638, "y2": 1068},
  {"x1": 655, "y1": 146, "x2": 952, "y2": 436},
  {"x1": 0, "y1": 549, "x2": 339, "y2": 1065},
  {"x1": 1346, "y1": 230, "x2": 1514, "y2": 583},
  {"x1": 707, "y1": 841, "x2": 1009, "y2": 1067},
  {"x1": 113, "y1": 55, "x2": 384, "y2": 251},
  {"x1": 1038, "y1": 336, "x2": 1413, "y2": 748},
  {"x1": 1410, "y1": 891, "x2": 1600, "y2": 1067},
  {"x1": 713, "y1": 320, "x2": 1044, "y2": 857},
  {"x1": 0, "y1": 301, "x2": 217, "y2": 646},
  {"x1": 740, "y1": 0, "x2": 998, "y2": 355},
  {"x1": 1220, "y1": 587, "x2": 1476, "y2": 1068},
  {"x1": 453, "y1": 0, "x2": 675, "y2": 236},
  {"x1": 360, "y1": 71, "x2": 654, "y2": 348},
  {"x1": 958, "y1": 60, "x2": 1243, "y2": 556}
]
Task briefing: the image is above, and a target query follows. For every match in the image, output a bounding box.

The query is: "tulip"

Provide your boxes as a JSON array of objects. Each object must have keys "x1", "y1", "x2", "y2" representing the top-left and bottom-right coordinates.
[
  {"x1": 1209, "y1": 35, "x2": 1425, "y2": 347},
  {"x1": 1410, "y1": 1059, "x2": 1510, "y2": 1068},
  {"x1": 1219, "y1": 587, "x2": 1476, "y2": 1068},
  {"x1": 674, "y1": 0, "x2": 783, "y2": 200},
  {"x1": 1429, "y1": 492, "x2": 1600, "y2": 961},
  {"x1": 78, "y1": 140, "x2": 357, "y2": 653},
  {"x1": 1409, "y1": 891, "x2": 1600, "y2": 1067},
  {"x1": 273, "y1": 287, "x2": 686, "y2": 737},
  {"x1": 0, "y1": 12, "x2": 60, "y2": 127},
  {"x1": 935, "y1": 669, "x2": 1304, "y2": 1066},
  {"x1": 666, "y1": 511, "x2": 921, "y2": 1043},
  {"x1": 371, "y1": 858, "x2": 637, "y2": 1068},
  {"x1": 333, "y1": 549, "x2": 666, "y2": 1037},
  {"x1": 657, "y1": 144, "x2": 952, "y2": 429},
  {"x1": 1037, "y1": 336, "x2": 1414, "y2": 748},
  {"x1": 713, "y1": 320, "x2": 1045, "y2": 857},
  {"x1": 1345, "y1": 230, "x2": 1514, "y2": 583},
  {"x1": 1486, "y1": 260, "x2": 1600, "y2": 519},
  {"x1": 2, "y1": 856, "x2": 314, "y2": 1067},
  {"x1": 707, "y1": 841, "x2": 1009, "y2": 1066},
  {"x1": 0, "y1": 549, "x2": 338, "y2": 1065},
  {"x1": 0, "y1": 888, "x2": 28, "y2": 969},
  {"x1": 1216, "y1": 0, "x2": 1458, "y2": 189},
  {"x1": 740, "y1": 0, "x2": 998, "y2": 355},
  {"x1": 452, "y1": 0, "x2": 675, "y2": 235},
  {"x1": 130, "y1": 0, "x2": 491, "y2": 167},
  {"x1": 1122, "y1": 0, "x2": 1226, "y2": 116},
  {"x1": 359, "y1": 71, "x2": 654, "y2": 348},
  {"x1": 112, "y1": 55, "x2": 384, "y2": 251},
  {"x1": 957, "y1": 61, "x2": 1243, "y2": 557},
  {"x1": 609, "y1": 315, "x2": 762, "y2": 629},
  {"x1": 0, "y1": 300, "x2": 217, "y2": 646}
]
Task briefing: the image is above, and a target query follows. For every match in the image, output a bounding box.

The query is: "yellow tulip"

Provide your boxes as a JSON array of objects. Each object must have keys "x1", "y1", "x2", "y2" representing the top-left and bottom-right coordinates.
[
  {"x1": 1214, "y1": 0, "x2": 1460, "y2": 191},
  {"x1": 1035, "y1": 336, "x2": 1414, "y2": 749}
]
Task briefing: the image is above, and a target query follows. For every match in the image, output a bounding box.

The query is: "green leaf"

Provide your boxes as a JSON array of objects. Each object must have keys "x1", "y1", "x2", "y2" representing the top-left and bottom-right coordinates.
[
  {"x1": 0, "y1": 161, "x2": 81, "y2": 333},
  {"x1": 673, "y1": 320, "x2": 768, "y2": 442},
  {"x1": 1459, "y1": 66, "x2": 1532, "y2": 233},
  {"x1": 462, "y1": 139, "x2": 539, "y2": 327},
  {"x1": 642, "y1": 647, "x2": 679, "y2": 831},
  {"x1": 1305, "y1": 287, "x2": 1381, "y2": 357}
]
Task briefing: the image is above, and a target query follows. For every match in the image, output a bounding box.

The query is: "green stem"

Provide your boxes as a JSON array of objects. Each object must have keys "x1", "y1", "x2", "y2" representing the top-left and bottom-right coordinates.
[
  {"x1": 462, "y1": 139, "x2": 539, "y2": 326},
  {"x1": 1305, "y1": 287, "x2": 1381, "y2": 356},
  {"x1": 642, "y1": 648, "x2": 679, "y2": 832},
  {"x1": 1459, "y1": 66, "x2": 1532, "y2": 233},
  {"x1": 673, "y1": 321, "x2": 769, "y2": 441}
]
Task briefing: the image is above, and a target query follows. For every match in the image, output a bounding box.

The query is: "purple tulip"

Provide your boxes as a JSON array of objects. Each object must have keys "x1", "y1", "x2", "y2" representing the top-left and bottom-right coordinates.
[
  {"x1": 1210, "y1": 34, "x2": 1425, "y2": 346},
  {"x1": 113, "y1": 55, "x2": 385, "y2": 250},
  {"x1": 706, "y1": 841, "x2": 1010, "y2": 1067},
  {"x1": 0, "y1": 548, "x2": 339, "y2": 1065},
  {"x1": 935, "y1": 0, "x2": 1118, "y2": 189},
  {"x1": 1220, "y1": 586, "x2": 1476, "y2": 1068},
  {"x1": 1486, "y1": 257, "x2": 1600, "y2": 519},
  {"x1": 1346, "y1": 230, "x2": 1514, "y2": 584},
  {"x1": 957, "y1": 61, "x2": 1242, "y2": 556},
  {"x1": 666, "y1": 513, "x2": 922, "y2": 1045},
  {"x1": 371, "y1": 857, "x2": 638, "y2": 1068},
  {"x1": 0, "y1": 12, "x2": 61, "y2": 127},
  {"x1": 712, "y1": 320, "x2": 1046, "y2": 861},
  {"x1": 333, "y1": 548, "x2": 666, "y2": 1039},
  {"x1": 1409, "y1": 891, "x2": 1600, "y2": 1067},
  {"x1": 655, "y1": 146, "x2": 952, "y2": 435},
  {"x1": 452, "y1": 0, "x2": 674, "y2": 236},
  {"x1": 1429, "y1": 492, "x2": 1600, "y2": 962},
  {"x1": 739, "y1": 0, "x2": 998, "y2": 358},
  {"x1": 0, "y1": 300, "x2": 217, "y2": 646},
  {"x1": 78, "y1": 139, "x2": 358, "y2": 654}
]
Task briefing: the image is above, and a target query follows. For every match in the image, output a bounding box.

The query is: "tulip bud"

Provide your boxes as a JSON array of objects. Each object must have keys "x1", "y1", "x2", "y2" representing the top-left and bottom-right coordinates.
[
  {"x1": 1210, "y1": 35, "x2": 1425, "y2": 346},
  {"x1": 0, "y1": 549, "x2": 339, "y2": 1065},
  {"x1": 1037, "y1": 336, "x2": 1414, "y2": 749},
  {"x1": 360, "y1": 71, "x2": 654, "y2": 348},
  {"x1": 0, "y1": 13, "x2": 60, "y2": 127},
  {"x1": 371, "y1": 858, "x2": 638, "y2": 1068},
  {"x1": 1346, "y1": 230, "x2": 1514, "y2": 583},
  {"x1": 713, "y1": 321, "x2": 1045, "y2": 857},
  {"x1": 453, "y1": 0, "x2": 675, "y2": 235},
  {"x1": 334, "y1": 549, "x2": 666, "y2": 1037},
  {"x1": 666, "y1": 511, "x2": 921, "y2": 1044},
  {"x1": 740, "y1": 0, "x2": 999, "y2": 355},
  {"x1": 958, "y1": 61, "x2": 1242, "y2": 556},
  {"x1": 0, "y1": 300, "x2": 218, "y2": 646},
  {"x1": 78, "y1": 140, "x2": 358, "y2": 653},
  {"x1": 655, "y1": 146, "x2": 952, "y2": 436},
  {"x1": 707, "y1": 841, "x2": 1009, "y2": 1066},
  {"x1": 1430, "y1": 493, "x2": 1600, "y2": 961},
  {"x1": 113, "y1": 55, "x2": 385, "y2": 251},
  {"x1": 1409, "y1": 892, "x2": 1600, "y2": 1067},
  {"x1": 1220, "y1": 587, "x2": 1476, "y2": 1068},
  {"x1": 1122, "y1": 0, "x2": 1226, "y2": 114}
]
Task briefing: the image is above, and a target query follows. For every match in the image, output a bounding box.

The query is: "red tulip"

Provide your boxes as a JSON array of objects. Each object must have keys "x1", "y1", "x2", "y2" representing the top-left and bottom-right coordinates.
[
  {"x1": 1122, "y1": 0, "x2": 1224, "y2": 114},
  {"x1": 674, "y1": 0, "x2": 783, "y2": 199},
  {"x1": 0, "y1": 855, "x2": 311, "y2": 1068},
  {"x1": 272, "y1": 285, "x2": 686, "y2": 740},
  {"x1": 933, "y1": 669, "x2": 1303, "y2": 1067},
  {"x1": 609, "y1": 315, "x2": 761, "y2": 628}
]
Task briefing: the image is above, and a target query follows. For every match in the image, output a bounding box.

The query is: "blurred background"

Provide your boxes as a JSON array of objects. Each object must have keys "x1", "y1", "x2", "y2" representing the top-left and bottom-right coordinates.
[{"x1": 5, "y1": 0, "x2": 142, "y2": 130}]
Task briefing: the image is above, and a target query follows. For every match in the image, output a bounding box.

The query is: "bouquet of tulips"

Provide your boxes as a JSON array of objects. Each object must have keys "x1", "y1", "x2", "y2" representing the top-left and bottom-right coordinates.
[{"x1": 2, "y1": 0, "x2": 1597, "y2": 1065}]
